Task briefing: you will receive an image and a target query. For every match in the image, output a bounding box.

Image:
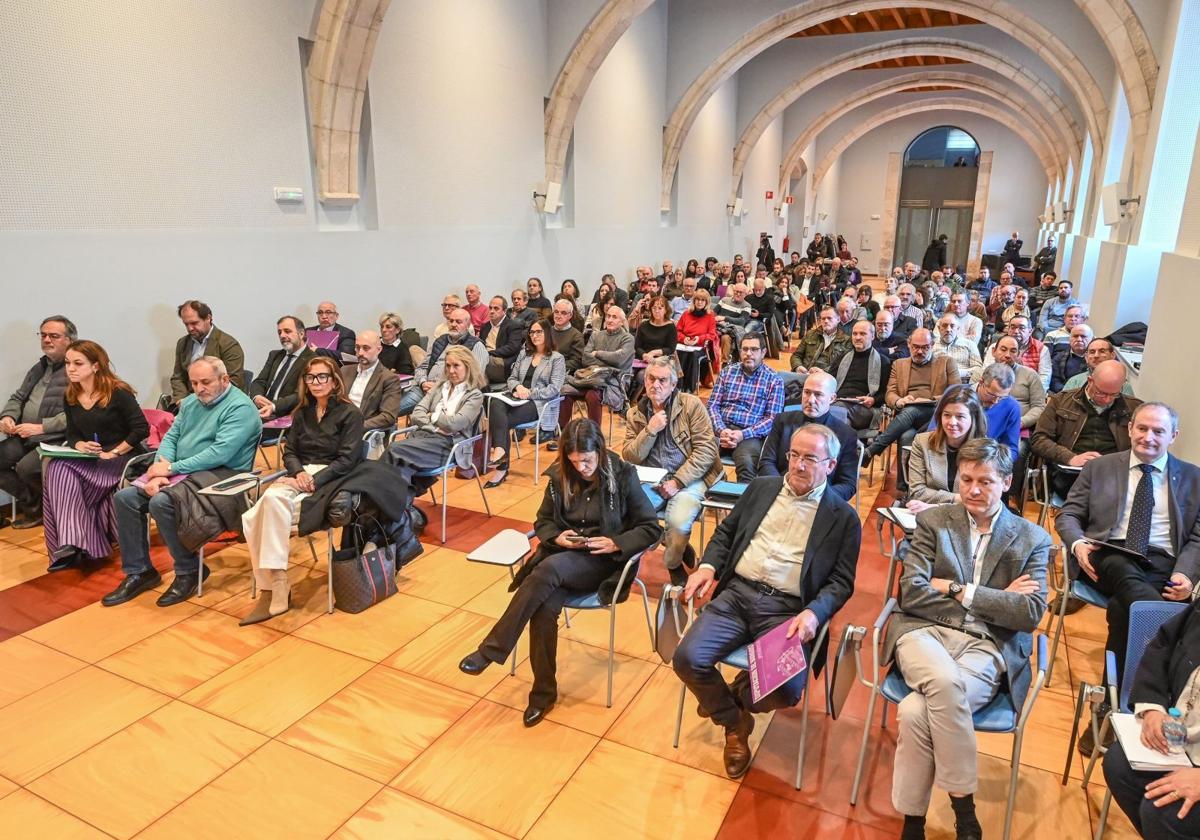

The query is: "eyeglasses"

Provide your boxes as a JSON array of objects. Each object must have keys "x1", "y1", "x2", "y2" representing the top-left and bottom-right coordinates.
[
  {"x1": 304, "y1": 373, "x2": 333, "y2": 384},
  {"x1": 441, "y1": 302, "x2": 456, "y2": 308},
  {"x1": 316, "y1": 309, "x2": 336, "y2": 316},
  {"x1": 528, "y1": 329, "x2": 545, "y2": 336},
  {"x1": 786, "y1": 452, "x2": 827, "y2": 466},
  {"x1": 37, "y1": 332, "x2": 66, "y2": 340}
]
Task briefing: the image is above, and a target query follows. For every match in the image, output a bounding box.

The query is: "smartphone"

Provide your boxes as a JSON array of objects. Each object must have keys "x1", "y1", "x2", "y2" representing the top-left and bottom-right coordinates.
[{"x1": 565, "y1": 535, "x2": 588, "y2": 545}]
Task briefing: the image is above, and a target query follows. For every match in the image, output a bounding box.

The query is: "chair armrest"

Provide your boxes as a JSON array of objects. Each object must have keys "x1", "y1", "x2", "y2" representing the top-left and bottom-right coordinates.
[
  {"x1": 1035, "y1": 633, "x2": 1049, "y2": 677},
  {"x1": 1018, "y1": 633, "x2": 1052, "y2": 728},
  {"x1": 1104, "y1": 650, "x2": 1119, "y2": 691},
  {"x1": 856, "y1": 598, "x2": 898, "y2": 692}
]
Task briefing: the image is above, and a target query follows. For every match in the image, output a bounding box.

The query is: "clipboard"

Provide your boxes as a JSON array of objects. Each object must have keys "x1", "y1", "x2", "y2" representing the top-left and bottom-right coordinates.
[{"x1": 1085, "y1": 539, "x2": 1149, "y2": 566}]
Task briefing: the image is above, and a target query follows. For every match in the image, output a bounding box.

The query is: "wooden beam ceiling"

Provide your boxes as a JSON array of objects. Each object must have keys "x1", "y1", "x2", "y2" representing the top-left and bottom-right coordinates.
[
  {"x1": 789, "y1": 7, "x2": 982, "y2": 38},
  {"x1": 854, "y1": 55, "x2": 970, "y2": 69}
]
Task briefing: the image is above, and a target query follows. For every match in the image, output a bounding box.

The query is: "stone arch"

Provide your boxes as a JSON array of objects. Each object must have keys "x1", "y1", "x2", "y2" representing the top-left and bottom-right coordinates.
[
  {"x1": 809, "y1": 97, "x2": 1059, "y2": 191},
  {"x1": 775, "y1": 74, "x2": 1068, "y2": 207},
  {"x1": 661, "y1": 0, "x2": 1112, "y2": 211},
  {"x1": 732, "y1": 37, "x2": 1087, "y2": 206},
  {"x1": 542, "y1": 0, "x2": 656, "y2": 194},
  {"x1": 307, "y1": 0, "x2": 392, "y2": 204}
]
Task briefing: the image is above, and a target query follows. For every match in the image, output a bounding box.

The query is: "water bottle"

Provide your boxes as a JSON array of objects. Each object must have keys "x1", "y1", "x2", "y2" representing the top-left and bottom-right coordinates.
[{"x1": 1163, "y1": 707, "x2": 1189, "y2": 753}]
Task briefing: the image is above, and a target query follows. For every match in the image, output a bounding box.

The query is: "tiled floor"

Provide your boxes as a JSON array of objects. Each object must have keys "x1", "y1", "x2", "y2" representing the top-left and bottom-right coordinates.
[{"x1": 0, "y1": 368, "x2": 1135, "y2": 839}]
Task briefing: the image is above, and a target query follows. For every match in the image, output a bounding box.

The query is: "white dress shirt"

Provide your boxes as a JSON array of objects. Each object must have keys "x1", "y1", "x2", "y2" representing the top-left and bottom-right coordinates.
[
  {"x1": 189, "y1": 327, "x2": 214, "y2": 363},
  {"x1": 1111, "y1": 451, "x2": 1173, "y2": 555},
  {"x1": 961, "y1": 506, "x2": 1002, "y2": 650},
  {"x1": 349, "y1": 361, "x2": 377, "y2": 408},
  {"x1": 726, "y1": 481, "x2": 824, "y2": 596}
]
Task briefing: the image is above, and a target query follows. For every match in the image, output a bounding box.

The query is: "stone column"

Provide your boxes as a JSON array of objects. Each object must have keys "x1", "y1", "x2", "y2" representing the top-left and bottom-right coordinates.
[{"x1": 966, "y1": 151, "x2": 993, "y2": 277}]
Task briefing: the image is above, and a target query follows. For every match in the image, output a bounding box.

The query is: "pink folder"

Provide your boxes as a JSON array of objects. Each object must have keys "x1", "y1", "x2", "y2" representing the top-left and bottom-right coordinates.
[
  {"x1": 132, "y1": 473, "x2": 189, "y2": 490},
  {"x1": 746, "y1": 619, "x2": 809, "y2": 704},
  {"x1": 305, "y1": 329, "x2": 339, "y2": 351}
]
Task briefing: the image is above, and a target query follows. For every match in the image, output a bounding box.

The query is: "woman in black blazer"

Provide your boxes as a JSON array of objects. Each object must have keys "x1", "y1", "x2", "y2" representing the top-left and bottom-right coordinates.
[{"x1": 459, "y1": 419, "x2": 660, "y2": 726}]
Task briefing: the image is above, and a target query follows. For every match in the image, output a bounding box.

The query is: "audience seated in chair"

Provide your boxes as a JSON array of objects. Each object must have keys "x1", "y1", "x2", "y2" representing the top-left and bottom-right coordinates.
[
  {"x1": 885, "y1": 439, "x2": 1051, "y2": 840},
  {"x1": 311, "y1": 300, "x2": 356, "y2": 358},
  {"x1": 622, "y1": 357, "x2": 721, "y2": 586},
  {"x1": 480, "y1": 295, "x2": 528, "y2": 385},
  {"x1": 509, "y1": 288, "x2": 538, "y2": 329},
  {"x1": 459, "y1": 419, "x2": 661, "y2": 727},
  {"x1": 1030, "y1": 359, "x2": 1141, "y2": 500},
  {"x1": 400, "y1": 308, "x2": 489, "y2": 417},
  {"x1": 978, "y1": 335, "x2": 1046, "y2": 436},
  {"x1": 169, "y1": 300, "x2": 245, "y2": 407},
  {"x1": 873, "y1": 311, "x2": 910, "y2": 362},
  {"x1": 248, "y1": 315, "x2": 314, "y2": 421},
  {"x1": 1055, "y1": 402, "x2": 1199, "y2": 697},
  {"x1": 833, "y1": 320, "x2": 890, "y2": 430},
  {"x1": 790, "y1": 307, "x2": 852, "y2": 376},
  {"x1": 0, "y1": 315, "x2": 74, "y2": 529},
  {"x1": 674, "y1": 424, "x2": 860, "y2": 779},
  {"x1": 525, "y1": 277, "x2": 552, "y2": 317},
  {"x1": 555, "y1": 305, "x2": 634, "y2": 436},
  {"x1": 484, "y1": 321, "x2": 566, "y2": 487},
  {"x1": 378, "y1": 312, "x2": 420, "y2": 376},
  {"x1": 933, "y1": 314, "x2": 983, "y2": 382},
  {"x1": 970, "y1": 364, "x2": 1022, "y2": 463},
  {"x1": 241, "y1": 355, "x2": 364, "y2": 625},
  {"x1": 1042, "y1": 303, "x2": 1087, "y2": 351},
  {"x1": 104, "y1": 356, "x2": 261, "y2": 608},
  {"x1": 946, "y1": 291, "x2": 984, "y2": 345},
  {"x1": 1102, "y1": 599, "x2": 1200, "y2": 839},
  {"x1": 463, "y1": 284, "x2": 488, "y2": 336},
  {"x1": 547, "y1": 298, "x2": 585, "y2": 373},
  {"x1": 1049, "y1": 324, "x2": 1093, "y2": 393},
  {"x1": 432, "y1": 294, "x2": 462, "y2": 340},
  {"x1": 706, "y1": 333, "x2": 784, "y2": 482},
  {"x1": 43, "y1": 340, "x2": 149, "y2": 572},
  {"x1": 758, "y1": 371, "x2": 858, "y2": 503},
  {"x1": 632, "y1": 296, "x2": 678, "y2": 394},
  {"x1": 904, "y1": 385, "x2": 988, "y2": 512},
  {"x1": 1061, "y1": 337, "x2": 1135, "y2": 395},
  {"x1": 340, "y1": 330, "x2": 402, "y2": 433},
  {"x1": 676, "y1": 289, "x2": 718, "y2": 392},
  {"x1": 1038, "y1": 279, "x2": 1080, "y2": 337},
  {"x1": 996, "y1": 316, "x2": 1050, "y2": 391}
]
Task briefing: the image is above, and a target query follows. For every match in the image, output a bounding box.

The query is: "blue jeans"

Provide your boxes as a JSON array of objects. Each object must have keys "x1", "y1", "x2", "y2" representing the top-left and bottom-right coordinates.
[
  {"x1": 642, "y1": 479, "x2": 706, "y2": 535},
  {"x1": 673, "y1": 577, "x2": 810, "y2": 726},
  {"x1": 396, "y1": 385, "x2": 423, "y2": 417},
  {"x1": 113, "y1": 485, "x2": 199, "y2": 575}
]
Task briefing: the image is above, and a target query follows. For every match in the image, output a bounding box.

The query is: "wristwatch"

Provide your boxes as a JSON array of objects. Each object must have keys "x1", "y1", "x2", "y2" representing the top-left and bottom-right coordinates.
[{"x1": 948, "y1": 582, "x2": 965, "y2": 598}]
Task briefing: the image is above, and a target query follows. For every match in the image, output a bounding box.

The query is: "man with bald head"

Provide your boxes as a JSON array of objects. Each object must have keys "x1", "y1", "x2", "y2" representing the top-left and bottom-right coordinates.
[
  {"x1": 313, "y1": 300, "x2": 356, "y2": 357},
  {"x1": 834, "y1": 319, "x2": 891, "y2": 430},
  {"x1": 248, "y1": 315, "x2": 315, "y2": 420},
  {"x1": 341, "y1": 330, "x2": 402, "y2": 432},
  {"x1": 863, "y1": 329, "x2": 961, "y2": 477},
  {"x1": 758, "y1": 371, "x2": 859, "y2": 501},
  {"x1": 1032, "y1": 359, "x2": 1142, "y2": 499},
  {"x1": 401, "y1": 308, "x2": 489, "y2": 417}
]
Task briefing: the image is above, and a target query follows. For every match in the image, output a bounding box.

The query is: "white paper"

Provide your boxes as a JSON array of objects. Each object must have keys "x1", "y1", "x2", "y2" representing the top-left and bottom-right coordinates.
[
  {"x1": 485, "y1": 392, "x2": 529, "y2": 407},
  {"x1": 1111, "y1": 713, "x2": 1193, "y2": 771},
  {"x1": 635, "y1": 465, "x2": 668, "y2": 484},
  {"x1": 675, "y1": 343, "x2": 704, "y2": 353},
  {"x1": 882, "y1": 506, "x2": 918, "y2": 532},
  {"x1": 37, "y1": 442, "x2": 94, "y2": 456},
  {"x1": 197, "y1": 472, "x2": 260, "y2": 496}
]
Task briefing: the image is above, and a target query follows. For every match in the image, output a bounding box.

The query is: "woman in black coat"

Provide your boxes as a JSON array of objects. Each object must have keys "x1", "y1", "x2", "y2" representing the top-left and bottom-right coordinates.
[{"x1": 458, "y1": 419, "x2": 661, "y2": 726}]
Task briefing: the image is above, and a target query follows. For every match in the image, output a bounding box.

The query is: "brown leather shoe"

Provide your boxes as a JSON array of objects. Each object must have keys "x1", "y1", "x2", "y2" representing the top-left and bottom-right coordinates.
[{"x1": 723, "y1": 709, "x2": 755, "y2": 779}]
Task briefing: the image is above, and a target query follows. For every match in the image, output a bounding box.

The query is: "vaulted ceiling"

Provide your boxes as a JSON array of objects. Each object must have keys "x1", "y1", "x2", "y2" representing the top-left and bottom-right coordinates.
[{"x1": 788, "y1": 8, "x2": 982, "y2": 38}]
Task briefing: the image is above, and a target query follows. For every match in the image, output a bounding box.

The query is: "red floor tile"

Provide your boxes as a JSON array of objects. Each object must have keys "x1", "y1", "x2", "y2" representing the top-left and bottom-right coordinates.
[{"x1": 717, "y1": 784, "x2": 898, "y2": 839}]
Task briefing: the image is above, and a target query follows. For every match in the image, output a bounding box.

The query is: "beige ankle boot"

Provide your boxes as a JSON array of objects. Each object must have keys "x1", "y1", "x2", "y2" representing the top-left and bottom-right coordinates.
[
  {"x1": 268, "y1": 569, "x2": 291, "y2": 616},
  {"x1": 239, "y1": 591, "x2": 273, "y2": 626}
]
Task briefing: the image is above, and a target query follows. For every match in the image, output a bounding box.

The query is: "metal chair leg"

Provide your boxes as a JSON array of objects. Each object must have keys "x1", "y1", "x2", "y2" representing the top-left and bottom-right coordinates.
[
  {"x1": 1046, "y1": 575, "x2": 1070, "y2": 687},
  {"x1": 795, "y1": 677, "x2": 813, "y2": 790},
  {"x1": 1094, "y1": 791, "x2": 1112, "y2": 840},
  {"x1": 672, "y1": 682, "x2": 688, "y2": 748},
  {"x1": 326, "y1": 527, "x2": 335, "y2": 613},
  {"x1": 1004, "y1": 720, "x2": 1026, "y2": 840},
  {"x1": 850, "y1": 686, "x2": 879, "y2": 805},
  {"x1": 605, "y1": 602, "x2": 617, "y2": 708},
  {"x1": 440, "y1": 473, "x2": 448, "y2": 544},
  {"x1": 197, "y1": 546, "x2": 205, "y2": 596}
]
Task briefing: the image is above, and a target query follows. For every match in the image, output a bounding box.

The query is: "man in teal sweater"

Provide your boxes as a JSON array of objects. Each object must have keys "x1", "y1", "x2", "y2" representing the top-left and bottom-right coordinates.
[{"x1": 104, "y1": 357, "x2": 261, "y2": 607}]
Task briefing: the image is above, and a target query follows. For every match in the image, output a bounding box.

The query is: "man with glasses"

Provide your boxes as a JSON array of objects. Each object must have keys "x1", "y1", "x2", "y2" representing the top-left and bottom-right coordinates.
[
  {"x1": 946, "y1": 291, "x2": 983, "y2": 345},
  {"x1": 995, "y1": 315, "x2": 1050, "y2": 391},
  {"x1": 433, "y1": 294, "x2": 462, "y2": 339},
  {"x1": 1062, "y1": 337, "x2": 1135, "y2": 395},
  {"x1": 0, "y1": 316, "x2": 75, "y2": 528},
  {"x1": 883, "y1": 295, "x2": 918, "y2": 340},
  {"x1": 169, "y1": 300, "x2": 245, "y2": 407},
  {"x1": 790, "y1": 307, "x2": 852, "y2": 376},
  {"x1": 874, "y1": 311, "x2": 910, "y2": 361},
  {"x1": 707, "y1": 333, "x2": 783, "y2": 481},
  {"x1": 759, "y1": 371, "x2": 859, "y2": 502},
  {"x1": 1032, "y1": 359, "x2": 1142, "y2": 499},
  {"x1": 863, "y1": 329, "x2": 961, "y2": 481},
  {"x1": 674, "y1": 424, "x2": 860, "y2": 778},
  {"x1": 311, "y1": 300, "x2": 356, "y2": 358},
  {"x1": 401, "y1": 308, "x2": 489, "y2": 417},
  {"x1": 480, "y1": 295, "x2": 527, "y2": 384},
  {"x1": 978, "y1": 335, "x2": 1046, "y2": 436},
  {"x1": 104, "y1": 357, "x2": 261, "y2": 607},
  {"x1": 248, "y1": 316, "x2": 315, "y2": 421}
]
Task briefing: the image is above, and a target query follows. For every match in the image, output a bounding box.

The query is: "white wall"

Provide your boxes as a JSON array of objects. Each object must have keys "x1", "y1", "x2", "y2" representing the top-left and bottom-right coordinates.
[
  {"x1": 736, "y1": 116, "x2": 784, "y2": 259},
  {"x1": 826, "y1": 110, "x2": 1047, "y2": 265}
]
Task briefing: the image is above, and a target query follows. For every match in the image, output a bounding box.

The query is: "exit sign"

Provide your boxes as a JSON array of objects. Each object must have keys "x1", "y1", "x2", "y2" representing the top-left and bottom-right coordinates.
[
  {"x1": 765, "y1": 190, "x2": 774, "y2": 200},
  {"x1": 785, "y1": 196, "x2": 795, "y2": 204}
]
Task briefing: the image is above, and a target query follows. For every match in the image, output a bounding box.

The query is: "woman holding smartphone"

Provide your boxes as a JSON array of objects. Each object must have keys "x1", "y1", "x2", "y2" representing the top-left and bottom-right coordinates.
[{"x1": 458, "y1": 419, "x2": 660, "y2": 727}]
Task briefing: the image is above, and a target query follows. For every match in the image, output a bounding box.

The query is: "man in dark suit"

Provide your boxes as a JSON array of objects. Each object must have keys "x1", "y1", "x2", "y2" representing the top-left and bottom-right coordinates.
[
  {"x1": 340, "y1": 330, "x2": 403, "y2": 432},
  {"x1": 885, "y1": 438, "x2": 1051, "y2": 839},
  {"x1": 674, "y1": 424, "x2": 860, "y2": 778},
  {"x1": 169, "y1": 300, "x2": 245, "y2": 404},
  {"x1": 1001, "y1": 231, "x2": 1023, "y2": 265},
  {"x1": 1055, "y1": 402, "x2": 1199, "y2": 682},
  {"x1": 311, "y1": 300, "x2": 356, "y2": 357},
  {"x1": 758, "y1": 371, "x2": 858, "y2": 502},
  {"x1": 479, "y1": 296, "x2": 527, "y2": 384},
  {"x1": 248, "y1": 316, "x2": 314, "y2": 420}
]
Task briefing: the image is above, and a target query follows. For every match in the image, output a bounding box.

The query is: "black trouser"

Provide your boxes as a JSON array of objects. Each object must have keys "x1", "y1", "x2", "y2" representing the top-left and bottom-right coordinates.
[
  {"x1": 1050, "y1": 464, "x2": 1082, "y2": 500},
  {"x1": 1104, "y1": 741, "x2": 1200, "y2": 839},
  {"x1": 0, "y1": 436, "x2": 42, "y2": 510},
  {"x1": 673, "y1": 577, "x2": 811, "y2": 727},
  {"x1": 678, "y1": 350, "x2": 706, "y2": 392},
  {"x1": 835, "y1": 399, "x2": 875, "y2": 430},
  {"x1": 487, "y1": 399, "x2": 539, "y2": 460},
  {"x1": 478, "y1": 550, "x2": 614, "y2": 706},
  {"x1": 1094, "y1": 543, "x2": 1174, "y2": 684}
]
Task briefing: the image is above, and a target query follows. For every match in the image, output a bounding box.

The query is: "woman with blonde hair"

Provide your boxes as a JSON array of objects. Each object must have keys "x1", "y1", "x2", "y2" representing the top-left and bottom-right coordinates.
[
  {"x1": 240, "y1": 355, "x2": 364, "y2": 624},
  {"x1": 43, "y1": 340, "x2": 149, "y2": 571}
]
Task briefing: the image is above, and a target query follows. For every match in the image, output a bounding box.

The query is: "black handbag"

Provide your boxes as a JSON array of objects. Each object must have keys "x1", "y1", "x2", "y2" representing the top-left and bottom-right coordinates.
[{"x1": 331, "y1": 516, "x2": 398, "y2": 613}]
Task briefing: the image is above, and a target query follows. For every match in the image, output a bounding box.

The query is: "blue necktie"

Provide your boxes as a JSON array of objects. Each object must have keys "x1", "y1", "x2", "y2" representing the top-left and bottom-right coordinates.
[{"x1": 1125, "y1": 463, "x2": 1155, "y2": 555}]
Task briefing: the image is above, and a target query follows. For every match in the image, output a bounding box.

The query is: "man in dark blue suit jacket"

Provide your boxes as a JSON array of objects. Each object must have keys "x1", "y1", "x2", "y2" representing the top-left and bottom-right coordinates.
[{"x1": 674, "y1": 424, "x2": 860, "y2": 779}]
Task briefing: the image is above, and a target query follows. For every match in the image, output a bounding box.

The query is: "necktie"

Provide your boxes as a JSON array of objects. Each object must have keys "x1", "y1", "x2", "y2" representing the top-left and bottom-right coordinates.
[
  {"x1": 267, "y1": 354, "x2": 294, "y2": 400},
  {"x1": 1125, "y1": 463, "x2": 1155, "y2": 555}
]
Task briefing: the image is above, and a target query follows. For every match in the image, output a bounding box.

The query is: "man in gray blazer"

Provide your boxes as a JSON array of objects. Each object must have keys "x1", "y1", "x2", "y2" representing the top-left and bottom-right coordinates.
[
  {"x1": 1055, "y1": 402, "x2": 1200, "y2": 682},
  {"x1": 885, "y1": 438, "x2": 1051, "y2": 840},
  {"x1": 340, "y1": 331, "x2": 402, "y2": 432}
]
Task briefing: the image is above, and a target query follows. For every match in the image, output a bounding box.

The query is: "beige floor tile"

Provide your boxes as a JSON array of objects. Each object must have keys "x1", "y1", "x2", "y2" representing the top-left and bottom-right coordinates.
[
  {"x1": 28, "y1": 701, "x2": 265, "y2": 839},
  {"x1": 445, "y1": 480, "x2": 502, "y2": 514},
  {"x1": 0, "y1": 776, "x2": 15, "y2": 800},
  {"x1": 23, "y1": 597, "x2": 201, "y2": 663},
  {"x1": 0, "y1": 636, "x2": 85, "y2": 709},
  {"x1": 396, "y1": 547, "x2": 507, "y2": 607},
  {"x1": 383, "y1": 610, "x2": 529, "y2": 698},
  {"x1": 392, "y1": 699, "x2": 597, "y2": 837},
  {"x1": 334, "y1": 787, "x2": 509, "y2": 839},
  {"x1": 0, "y1": 790, "x2": 109, "y2": 840},
  {"x1": 459, "y1": 574, "x2": 520, "y2": 620},
  {"x1": 497, "y1": 494, "x2": 545, "y2": 522},
  {"x1": 527, "y1": 739, "x2": 738, "y2": 840},
  {"x1": 136, "y1": 740, "x2": 380, "y2": 840},
  {"x1": 209, "y1": 561, "x2": 333, "y2": 633},
  {"x1": 280, "y1": 666, "x2": 477, "y2": 782},
  {"x1": 97, "y1": 608, "x2": 282, "y2": 696},
  {"x1": 557, "y1": 592, "x2": 659, "y2": 661},
  {"x1": 172, "y1": 543, "x2": 255, "y2": 606},
  {"x1": 1086, "y1": 781, "x2": 1138, "y2": 838},
  {"x1": 607, "y1": 664, "x2": 771, "y2": 779},
  {"x1": 0, "y1": 667, "x2": 168, "y2": 784},
  {"x1": 182, "y1": 636, "x2": 372, "y2": 736},
  {"x1": 293, "y1": 592, "x2": 453, "y2": 662},
  {"x1": 0, "y1": 545, "x2": 49, "y2": 591},
  {"x1": 485, "y1": 637, "x2": 657, "y2": 736}
]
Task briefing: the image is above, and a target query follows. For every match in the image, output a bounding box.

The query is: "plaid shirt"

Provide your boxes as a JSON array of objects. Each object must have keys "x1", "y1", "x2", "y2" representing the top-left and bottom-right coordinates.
[{"x1": 707, "y1": 362, "x2": 783, "y2": 439}]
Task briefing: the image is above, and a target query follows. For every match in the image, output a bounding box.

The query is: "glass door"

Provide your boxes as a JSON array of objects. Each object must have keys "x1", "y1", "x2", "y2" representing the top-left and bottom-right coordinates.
[{"x1": 895, "y1": 201, "x2": 933, "y2": 267}]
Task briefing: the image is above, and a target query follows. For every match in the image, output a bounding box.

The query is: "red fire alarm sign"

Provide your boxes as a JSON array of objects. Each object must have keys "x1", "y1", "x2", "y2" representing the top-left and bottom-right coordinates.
[
  {"x1": 785, "y1": 196, "x2": 795, "y2": 204},
  {"x1": 765, "y1": 190, "x2": 774, "y2": 200}
]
